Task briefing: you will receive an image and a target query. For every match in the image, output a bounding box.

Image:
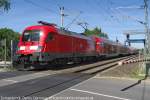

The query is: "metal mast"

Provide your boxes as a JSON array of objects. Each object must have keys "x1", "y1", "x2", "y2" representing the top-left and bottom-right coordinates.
[
  {"x1": 60, "y1": 7, "x2": 65, "y2": 28},
  {"x1": 144, "y1": 0, "x2": 149, "y2": 55}
]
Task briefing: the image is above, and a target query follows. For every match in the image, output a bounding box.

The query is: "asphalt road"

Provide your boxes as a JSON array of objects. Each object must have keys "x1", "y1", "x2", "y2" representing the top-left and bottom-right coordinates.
[
  {"x1": 0, "y1": 71, "x2": 35, "y2": 80},
  {"x1": 0, "y1": 70, "x2": 150, "y2": 100},
  {"x1": 47, "y1": 77, "x2": 150, "y2": 100},
  {"x1": 0, "y1": 70, "x2": 93, "y2": 98}
]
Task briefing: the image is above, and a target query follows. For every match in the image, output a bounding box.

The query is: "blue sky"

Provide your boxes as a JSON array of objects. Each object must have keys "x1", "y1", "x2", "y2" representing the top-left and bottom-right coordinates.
[{"x1": 0, "y1": 0, "x2": 150, "y2": 48}]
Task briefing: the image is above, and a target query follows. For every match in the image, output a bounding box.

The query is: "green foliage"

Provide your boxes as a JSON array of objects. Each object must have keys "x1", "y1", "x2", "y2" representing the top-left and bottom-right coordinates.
[
  {"x1": 0, "y1": 0, "x2": 10, "y2": 12},
  {"x1": 0, "y1": 28, "x2": 20, "y2": 60},
  {"x1": 84, "y1": 27, "x2": 108, "y2": 39}
]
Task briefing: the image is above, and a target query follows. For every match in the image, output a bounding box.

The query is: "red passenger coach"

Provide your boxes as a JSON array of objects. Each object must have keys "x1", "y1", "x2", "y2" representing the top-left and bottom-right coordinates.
[
  {"x1": 14, "y1": 21, "x2": 95, "y2": 69},
  {"x1": 93, "y1": 36, "x2": 131, "y2": 57}
]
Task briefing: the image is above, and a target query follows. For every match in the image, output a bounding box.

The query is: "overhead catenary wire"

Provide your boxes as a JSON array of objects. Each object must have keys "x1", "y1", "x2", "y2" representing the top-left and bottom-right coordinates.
[
  {"x1": 23, "y1": 0, "x2": 83, "y2": 30},
  {"x1": 107, "y1": 0, "x2": 148, "y2": 44},
  {"x1": 98, "y1": 0, "x2": 125, "y2": 39},
  {"x1": 87, "y1": 0, "x2": 123, "y2": 27},
  {"x1": 106, "y1": 0, "x2": 128, "y2": 25},
  {"x1": 58, "y1": 6, "x2": 83, "y2": 29},
  {"x1": 82, "y1": 0, "x2": 125, "y2": 40},
  {"x1": 23, "y1": 0, "x2": 59, "y2": 15},
  {"x1": 97, "y1": 0, "x2": 123, "y2": 24},
  {"x1": 47, "y1": 0, "x2": 85, "y2": 30},
  {"x1": 107, "y1": 0, "x2": 146, "y2": 26},
  {"x1": 114, "y1": 9, "x2": 145, "y2": 26},
  {"x1": 87, "y1": 0, "x2": 114, "y2": 24},
  {"x1": 80, "y1": 0, "x2": 114, "y2": 30},
  {"x1": 65, "y1": 11, "x2": 82, "y2": 30}
]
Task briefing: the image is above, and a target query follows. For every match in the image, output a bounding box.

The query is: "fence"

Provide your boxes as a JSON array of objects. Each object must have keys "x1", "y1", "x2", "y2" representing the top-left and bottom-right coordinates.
[{"x1": 0, "y1": 39, "x2": 18, "y2": 67}]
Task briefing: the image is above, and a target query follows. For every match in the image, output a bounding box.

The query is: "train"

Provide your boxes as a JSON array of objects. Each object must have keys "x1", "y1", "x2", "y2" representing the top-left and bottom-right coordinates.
[{"x1": 13, "y1": 21, "x2": 136, "y2": 69}]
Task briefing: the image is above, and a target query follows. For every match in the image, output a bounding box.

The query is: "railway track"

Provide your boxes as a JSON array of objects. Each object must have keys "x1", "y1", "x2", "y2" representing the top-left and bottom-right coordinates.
[
  {"x1": 51, "y1": 55, "x2": 138, "y2": 75},
  {"x1": 0, "y1": 55, "x2": 139, "y2": 98}
]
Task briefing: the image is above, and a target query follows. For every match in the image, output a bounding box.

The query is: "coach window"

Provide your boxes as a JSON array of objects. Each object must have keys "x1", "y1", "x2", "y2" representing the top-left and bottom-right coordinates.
[{"x1": 46, "y1": 33, "x2": 53, "y2": 42}]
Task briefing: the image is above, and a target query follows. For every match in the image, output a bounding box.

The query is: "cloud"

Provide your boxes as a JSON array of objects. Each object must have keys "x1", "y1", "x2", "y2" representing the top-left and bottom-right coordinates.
[{"x1": 115, "y1": 5, "x2": 142, "y2": 9}]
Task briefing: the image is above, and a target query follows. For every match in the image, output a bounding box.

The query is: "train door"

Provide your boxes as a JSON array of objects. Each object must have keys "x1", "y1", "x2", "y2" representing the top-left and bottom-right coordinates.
[
  {"x1": 45, "y1": 32, "x2": 58, "y2": 53},
  {"x1": 99, "y1": 42, "x2": 105, "y2": 55},
  {"x1": 103, "y1": 42, "x2": 108, "y2": 55}
]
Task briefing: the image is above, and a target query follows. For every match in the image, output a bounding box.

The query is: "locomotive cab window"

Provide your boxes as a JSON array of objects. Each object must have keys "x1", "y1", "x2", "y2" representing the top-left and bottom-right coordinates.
[
  {"x1": 23, "y1": 30, "x2": 40, "y2": 42},
  {"x1": 46, "y1": 33, "x2": 54, "y2": 42}
]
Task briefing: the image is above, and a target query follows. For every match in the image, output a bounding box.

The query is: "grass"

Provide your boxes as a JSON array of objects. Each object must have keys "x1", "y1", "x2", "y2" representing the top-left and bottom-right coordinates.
[
  {"x1": 98, "y1": 62, "x2": 147, "y2": 80},
  {"x1": 0, "y1": 66, "x2": 17, "y2": 72},
  {"x1": 129, "y1": 64, "x2": 146, "y2": 80}
]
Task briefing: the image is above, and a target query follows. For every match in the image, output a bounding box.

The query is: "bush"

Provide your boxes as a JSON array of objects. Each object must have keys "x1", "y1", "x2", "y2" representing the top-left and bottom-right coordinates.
[{"x1": 0, "y1": 28, "x2": 20, "y2": 60}]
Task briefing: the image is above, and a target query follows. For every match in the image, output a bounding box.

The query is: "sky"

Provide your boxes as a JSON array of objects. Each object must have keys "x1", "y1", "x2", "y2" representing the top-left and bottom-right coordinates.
[{"x1": 0, "y1": 0, "x2": 150, "y2": 49}]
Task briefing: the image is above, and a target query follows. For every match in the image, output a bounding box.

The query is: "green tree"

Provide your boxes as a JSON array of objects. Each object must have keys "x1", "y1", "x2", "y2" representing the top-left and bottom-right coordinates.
[
  {"x1": 0, "y1": 28, "x2": 20, "y2": 60},
  {"x1": 84, "y1": 27, "x2": 108, "y2": 39},
  {"x1": 0, "y1": 0, "x2": 10, "y2": 12}
]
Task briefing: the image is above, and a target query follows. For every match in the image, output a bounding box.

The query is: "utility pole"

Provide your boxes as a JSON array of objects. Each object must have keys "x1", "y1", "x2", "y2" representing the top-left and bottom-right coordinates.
[
  {"x1": 60, "y1": 7, "x2": 65, "y2": 28},
  {"x1": 144, "y1": 0, "x2": 149, "y2": 55}
]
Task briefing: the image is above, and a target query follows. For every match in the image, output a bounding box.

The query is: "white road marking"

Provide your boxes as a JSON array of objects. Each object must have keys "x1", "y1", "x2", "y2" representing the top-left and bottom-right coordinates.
[
  {"x1": 2, "y1": 79, "x2": 18, "y2": 83},
  {"x1": 44, "y1": 75, "x2": 94, "y2": 100},
  {"x1": 70, "y1": 88, "x2": 131, "y2": 100}
]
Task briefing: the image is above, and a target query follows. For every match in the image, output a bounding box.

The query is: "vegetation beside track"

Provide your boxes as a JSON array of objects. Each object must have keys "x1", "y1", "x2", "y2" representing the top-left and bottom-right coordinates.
[
  {"x1": 0, "y1": 28, "x2": 20, "y2": 60},
  {"x1": 97, "y1": 62, "x2": 146, "y2": 79},
  {"x1": 0, "y1": 66, "x2": 17, "y2": 72}
]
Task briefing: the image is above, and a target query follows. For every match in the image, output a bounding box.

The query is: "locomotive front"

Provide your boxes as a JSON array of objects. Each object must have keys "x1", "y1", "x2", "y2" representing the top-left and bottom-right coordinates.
[
  {"x1": 13, "y1": 23, "x2": 56, "y2": 69},
  {"x1": 15, "y1": 27, "x2": 43, "y2": 68}
]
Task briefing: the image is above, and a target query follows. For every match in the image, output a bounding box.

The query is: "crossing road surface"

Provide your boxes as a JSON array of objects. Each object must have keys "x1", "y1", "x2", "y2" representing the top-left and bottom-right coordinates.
[
  {"x1": 46, "y1": 77, "x2": 150, "y2": 100},
  {"x1": 0, "y1": 71, "x2": 93, "y2": 98},
  {"x1": 0, "y1": 70, "x2": 150, "y2": 100}
]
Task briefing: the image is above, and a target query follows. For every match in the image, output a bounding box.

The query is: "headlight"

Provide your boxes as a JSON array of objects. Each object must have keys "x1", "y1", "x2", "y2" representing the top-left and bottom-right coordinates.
[
  {"x1": 30, "y1": 46, "x2": 38, "y2": 50},
  {"x1": 19, "y1": 46, "x2": 25, "y2": 50},
  {"x1": 30, "y1": 46, "x2": 43, "y2": 51}
]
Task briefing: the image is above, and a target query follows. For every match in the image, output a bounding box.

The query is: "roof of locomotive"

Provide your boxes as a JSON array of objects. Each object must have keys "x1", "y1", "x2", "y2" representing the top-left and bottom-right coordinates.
[
  {"x1": 23, "y1": 21, "x2": 58, "y2": 31},
  {"x1": 57, "y1": 28, "x2": 93, "y2": 40},
  {"x1": 24, "y1": 25, "x2": 57, "y2": 32},
  {"x1": 24, "y1": 21, "x2": 93, "y2": 41}
]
